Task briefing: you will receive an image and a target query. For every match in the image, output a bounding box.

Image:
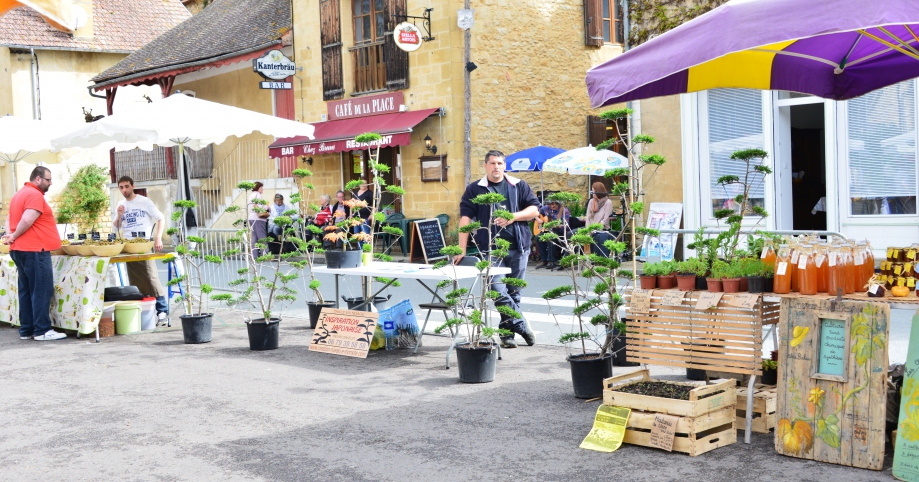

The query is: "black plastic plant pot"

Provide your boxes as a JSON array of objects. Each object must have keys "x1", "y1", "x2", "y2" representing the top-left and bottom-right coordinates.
[
  {"x1": 686, "y1": 368, "x2": 707, "y2": 381},
  {"x1": 747, "y1": 276, "x2": 765, "y2": 293},
  {"x1": 612, "y1": 329, "x2": 639, "y2": 367},
  {"x1": 455, "y1": 343, "x2": 498, "y2": 383},
  {"x1": 568, "y1": 353, "x2": 614, "y2": 399},
  {"x1": 764, "y1": 276, "x2": 774, "y2": 293},
  {"x1": 180, "y1": 313, "x2": 212, "y2": 344},
  {"x1": 761, "y1": 368, "x2": 777, "y2": 385},
  {"x1": 325, "y1": 249, "x2": 361, "y2": 269},
  {"x1": 247, "y1": 318, "x2": 281, "y2": 351},
  {"x1": 341, "y1": 295, "x2": 391, "y2": 312},
  {"x1": 695, "y1": 275, "x2": 708, "y2": 290},
  {"x1": 307, "y1": 301, "x2": 335, "y2": 329}
]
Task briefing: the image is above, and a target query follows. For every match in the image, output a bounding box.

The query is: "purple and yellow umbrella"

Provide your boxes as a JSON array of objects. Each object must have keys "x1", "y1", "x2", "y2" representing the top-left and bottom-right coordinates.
[{"x1": 587, "y1": 0, "x2": 919, "y2": 107}]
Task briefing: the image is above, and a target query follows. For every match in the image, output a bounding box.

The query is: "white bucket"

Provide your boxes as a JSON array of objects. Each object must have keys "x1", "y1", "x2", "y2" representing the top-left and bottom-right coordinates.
[{"x1": 139, "y1": 298, "x2": 157, "y2": 331}]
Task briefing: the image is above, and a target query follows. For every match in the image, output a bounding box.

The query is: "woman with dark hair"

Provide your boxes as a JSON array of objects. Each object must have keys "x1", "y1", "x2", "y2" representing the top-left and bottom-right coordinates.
[
  {"x1": 583, "y1": 182, "x2": 613, "y2": 230},
  {"x1": 247, "y1": 181, "x2": 268, "y2": 257}
]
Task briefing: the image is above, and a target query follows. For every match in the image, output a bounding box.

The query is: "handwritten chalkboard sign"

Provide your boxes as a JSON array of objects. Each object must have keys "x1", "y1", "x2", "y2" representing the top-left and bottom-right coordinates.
[
  {"x1": 814, "y1": 314, "x2": 849, "y2": 381},
  {"x1": 408, "y1": 218, "x2": 446, "y2": 264}
]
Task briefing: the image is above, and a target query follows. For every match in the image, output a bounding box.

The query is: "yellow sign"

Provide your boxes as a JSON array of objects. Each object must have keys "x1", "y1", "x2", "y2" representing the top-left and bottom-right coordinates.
[
  {"x1": 580, "y1": 405, "x2": 631, "y2": 452},
  {"x1": 309, "y1": 308, "x2": 378, "y2": 358}
]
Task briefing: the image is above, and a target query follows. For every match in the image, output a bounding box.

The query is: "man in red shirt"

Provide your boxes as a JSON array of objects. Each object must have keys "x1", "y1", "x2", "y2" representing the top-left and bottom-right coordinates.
[{"x1": 2, "y1": 166, "x2": 65, "y2": 341}]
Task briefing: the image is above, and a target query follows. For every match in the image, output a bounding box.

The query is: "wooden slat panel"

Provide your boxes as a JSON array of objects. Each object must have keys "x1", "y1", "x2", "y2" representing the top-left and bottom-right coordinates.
[
  {"x1": 383, "y1": 0, "x2": 409, "y2": 90},
  {"x1": 320, "y1": 0, "x2": 344, "y2": 100},
  {"x1": 627, "y1": 357, "x2": 763, "y2": 376},
  {"x1": 583, "y1": 0, "x2": 604, "y2": 47}
]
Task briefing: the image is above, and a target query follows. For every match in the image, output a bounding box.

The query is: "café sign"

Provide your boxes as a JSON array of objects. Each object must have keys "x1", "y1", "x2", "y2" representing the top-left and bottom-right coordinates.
[
  {"x1": 327, "y1": 92, "x2": 404, "y2": 121},
  {"x1": 252, "y1": 49, "x2": 296, "y2": 80},
  {"x1": 269, "y1": 133, "x2": 411, "y2": 158}
]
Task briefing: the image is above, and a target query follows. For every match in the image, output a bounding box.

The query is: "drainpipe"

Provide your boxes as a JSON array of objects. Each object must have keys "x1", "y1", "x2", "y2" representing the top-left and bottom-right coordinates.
[{"x1": 29, "y1": 48, "x2": 39, "y2": 120}]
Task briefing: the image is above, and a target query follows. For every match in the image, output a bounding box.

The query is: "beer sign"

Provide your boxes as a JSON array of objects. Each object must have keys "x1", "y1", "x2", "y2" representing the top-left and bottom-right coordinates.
[
  {"x1": 252, "y1": 49, "x2": 296, "y2": 80},
  {"x1": 393, "y1": 22, "x2": 423, "y2": 52}
]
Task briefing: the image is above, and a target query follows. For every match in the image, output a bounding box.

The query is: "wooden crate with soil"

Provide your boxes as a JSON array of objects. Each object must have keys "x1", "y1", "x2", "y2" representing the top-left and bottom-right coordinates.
[
  {"x1": 734, "y1": 384, "x2": 777, "y2": 433},
  {"x1": 603, "y1": 369, "x2": 737, "y2": 456}
]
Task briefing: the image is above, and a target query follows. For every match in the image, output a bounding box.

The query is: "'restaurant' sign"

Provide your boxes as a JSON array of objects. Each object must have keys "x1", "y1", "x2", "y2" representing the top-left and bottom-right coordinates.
[
  {"x1": 393, "y1": 22, "x2": 423, "y2": 52},
  {"x1": 252, "y1": 49, "x2": 296, "y2": 80},
  {"x1": 270, "y1": 133, "x2": 410, "y2": 158},
  {"x1": 327, "y1": 92, "x2": 403, "y2": 121}
]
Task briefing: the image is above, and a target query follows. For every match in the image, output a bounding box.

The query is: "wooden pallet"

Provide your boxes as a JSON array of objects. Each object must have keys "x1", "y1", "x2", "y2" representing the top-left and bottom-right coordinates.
[
  {"x1": 734, "y1": 384, "x2": 777, "y2": 433},
  {"x1": 603, "y1": 369, "x2": 737, "y2": 455}
]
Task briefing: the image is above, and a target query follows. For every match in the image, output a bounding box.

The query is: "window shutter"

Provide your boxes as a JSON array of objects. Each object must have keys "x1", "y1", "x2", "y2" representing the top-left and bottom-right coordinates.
[
  {"x1": 320, "y1": 0, "x2": 344, "y2": 100},
  {"x1": 847, "y1": 81, "x2": 917, "y2": 199},
  {"x1": 583, "y1": 0, "x2": 603, "y2": 47},
  {"x1": 707, "y1": 89, "x2": 765, "y2": 210},
  {"x1": 587, "y1": 115, "x2": 608, "y2": 146},
  {"x1": 275, "y1": 76, "x2": 295, "y2": 120},
  {"x1": 384, "y1": 0, "x2": 409, "y2": 90}
]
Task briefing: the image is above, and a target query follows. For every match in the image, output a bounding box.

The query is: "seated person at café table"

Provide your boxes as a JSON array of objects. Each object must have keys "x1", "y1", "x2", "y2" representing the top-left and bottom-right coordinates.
[{"x1": 535, "y1": 200, "x2": 570, "y2": 271}]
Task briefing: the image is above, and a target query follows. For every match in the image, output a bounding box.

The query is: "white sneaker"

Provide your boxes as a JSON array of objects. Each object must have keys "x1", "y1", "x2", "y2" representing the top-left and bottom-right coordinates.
[
  {"x1": 156, "y1": 312, "x2": 169, "y2": 327},
  {"x1": 33, "y1": 329, "x2": 66, "y2": 341}
]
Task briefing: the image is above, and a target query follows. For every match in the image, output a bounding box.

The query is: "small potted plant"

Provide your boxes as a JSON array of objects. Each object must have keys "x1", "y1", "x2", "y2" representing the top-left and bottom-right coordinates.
[
  {"x1": 708, "y1": 259, "x2": 728, "y2": 292},
  {"x1": 676, "y1": 257, "x2": 705, "y2": 291},
  {"x1": 763, "y1": 262, "x2": 775, "y2": 292},
  {"x1": 639, "y1": 261, "x2": 659, "y2": 289},
  {"x1": 656, "y1": 260, "x2": 677, "y2": 289},
  {"x1": 746, "y1": 258, "x2": 766, "y2": 293},
  {"x1": 722, "y1": 259, "x2": 743, "y2": 293},
  {"x1": 761, "y1": 359, "x2": 778, "y2": 385},
  {"x1": 167, "y1": 200, "x2": 233, "y2": 344}
]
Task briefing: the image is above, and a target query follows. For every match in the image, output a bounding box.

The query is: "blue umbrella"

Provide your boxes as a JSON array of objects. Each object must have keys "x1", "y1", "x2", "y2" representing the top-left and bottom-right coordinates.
[{"x1": 505, "y1": 145, "x2": 565, "y2": 172}]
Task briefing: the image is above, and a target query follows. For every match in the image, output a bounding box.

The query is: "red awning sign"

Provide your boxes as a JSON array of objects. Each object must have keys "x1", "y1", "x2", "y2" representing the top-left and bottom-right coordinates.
[{"x1": 274, "y1": 133, "x2": 411, "y2": 157}]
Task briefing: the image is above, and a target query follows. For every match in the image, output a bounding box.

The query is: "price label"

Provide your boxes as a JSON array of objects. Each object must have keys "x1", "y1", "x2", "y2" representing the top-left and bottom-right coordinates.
[
  {"x1": 869, "y1": 284, "x2": 880, "y2": 294},
  {"x1": 798, "y1": 256, "x2": 808, "y2": 270},
  {"x1": 791, "y1": 252, "x2": 799, "y2": 264},
  {"x1": 894, "y1": 249, "x2": 901, "y2": 259},
  {"x1": 661, "y1": 290, "x2": 686, "y2": 307},
  {"x1": 728, "y1": 293, "x2": 759, "y2": 309},
  {"x1": 66, "y1": 233, "x2": 74, "y2": 239},
  {"x1": 906, "y1": 263, "x2": 913, "y2": 274},
  {"x1": 629, "y1": 289, "x2": 652, "y2": 314},
  {"x1": 899, "y1": 277, "x2": 907, "y2": 287},
  {"x1": 909, "y1": 249, "x2": 917, "y2": 260},
  {"x1": 776, "y1": 262, "x2": 788, "y2": 276},
  {"x1": 761, "y1": 250, "x2": 768, "y2": 259},
  {"x1": 648, "y1": 413, "x2": 679, "y2": 452},
  {"x1": 91, "y1": 232, "x2": 101, "y2": 241},
  {"x1": 895, "y1": 265, "x2": 903, "y2": 275},
  {"x1": 854, "y1": 253, "x2": 864, "y2": 265},
  {"x1": 909, "y1": 278, "x2": 917, "y2": 288},
  {"x1": 888, "y1": 248, "x2": 894, "y2": 259},
  {"x1": 828, "y1": 253, "x2": 837, "y2": 267},
  {"x1": 108, "y1": 233, "x2": 116, "y2": 241},
  {"x1": 694, "y1": 291, "x2": 724, "y2": 310},
  {"x1": 815, "y1": 254, "x2": 826, "y2": 267}
]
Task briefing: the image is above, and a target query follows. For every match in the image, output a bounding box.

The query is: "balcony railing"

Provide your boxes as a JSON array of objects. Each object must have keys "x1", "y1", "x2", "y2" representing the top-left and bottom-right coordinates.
[
  {"x1": 350, "y1": 41, "x2": 387, "y2": 94},
  {"x1": 113, "y1": 145, "x2": 213, "y2": 182}
]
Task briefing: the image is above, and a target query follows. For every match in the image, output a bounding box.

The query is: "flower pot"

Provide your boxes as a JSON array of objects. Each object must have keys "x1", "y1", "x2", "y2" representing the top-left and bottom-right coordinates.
[
  {"x1": 180, "y1": 313, "x2": 212, "y2": 344},
  {"x1": 307, "y1": 301, "x2": 336, "y2": 329},
  {"x1": 455, "y1": 342, "x2": 498, "y2": 383},
  {"x1": 739, "y1": 276, "x2": 749, "y2": 292},
  {"x1": 747, "y1": 276, "x2": 765, "y2": 293},
  {"x1": 695, "y1": 275, "x2": 708, "y2": 290},
  {"x1": 657, "y1": 275, "x2": 676, "y2": 289},
  {"x1": 706, "y1": 278, "x2": 723, "y2": 292},
  {"x1": 722, "y1": 278, "x2": 741, "y2": 293},
  {"x1": 676, "y1": 274, "x2": 696, "y2": 291},
  {"x1": 568, "y1": 353, "x2": 614, "y2": 399},
  {"x1": 639, "y1": 275, "x2": 656, "y2": 290},
  {"x1": 612, "y1": 328, "x2": 639, "y2": 367},
  {"x1": 246, "y1": 317, "x2": 281, "y2": 351},
  {"x1": 342, "y1": 295, "x2": 391, "y2": 312},
  {"x1": 686, "y1": 368, "x2": 707, "y2": 381},
  {"x1": 761, "y1": 367, "x2": 777, "y2": 385},
  {"x1": 325, "y1": 249, "x2": 361, "y2": 269},
  {"x1": 764, "y1": 276, "x2": 774, "y2": 293}
]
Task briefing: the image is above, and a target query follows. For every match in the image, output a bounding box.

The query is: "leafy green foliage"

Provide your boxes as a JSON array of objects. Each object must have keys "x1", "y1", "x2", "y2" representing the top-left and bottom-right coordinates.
[
  {"x1": 354, "y1": 132, "x2": 383, "y2": 143},
  {"x1": 56, "y1": 165, "x2": 109, "y2": 233}
]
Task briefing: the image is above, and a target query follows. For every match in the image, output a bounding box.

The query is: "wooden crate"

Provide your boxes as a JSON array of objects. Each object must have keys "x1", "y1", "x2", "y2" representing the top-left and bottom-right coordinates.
[
  {"x1": 603, "y1": 370, "x2": 737, "y2": 456},
  {"x1": 734, "y1": 384, "x2": 776, "y2": 433}
]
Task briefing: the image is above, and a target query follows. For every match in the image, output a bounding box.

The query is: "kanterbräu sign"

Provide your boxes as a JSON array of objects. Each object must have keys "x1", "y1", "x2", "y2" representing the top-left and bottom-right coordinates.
[
  {"x1": 269, "y1": 132, "x2": 411, "y2": 157},
  {"x1": 327, "y1": 92, "x2": 403, "y2": 121}
]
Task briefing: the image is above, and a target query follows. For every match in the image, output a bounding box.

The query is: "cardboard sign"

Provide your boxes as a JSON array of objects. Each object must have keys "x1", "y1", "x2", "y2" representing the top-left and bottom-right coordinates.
[
  {"x1": 649, "y1": 413, "x2": 679, "y2": 452},
  {"x1": 728, "y1": 293, "x2": 760, "y2": 309},
  {"x1": 629, "y1": 289, "x2": 651, "y2": 314},
  {"x1": 694, "y1": 291, "x2": 723, "y2": 310},
  {"x1": 309, "y1": 308, "x2": 378, "y2": 358},
  {"x1": 661, "y1": 290, "x2": 686, "y2": 307},
  {"x1": 580, "y1": 405, "x2": 631, "y2": 453}
]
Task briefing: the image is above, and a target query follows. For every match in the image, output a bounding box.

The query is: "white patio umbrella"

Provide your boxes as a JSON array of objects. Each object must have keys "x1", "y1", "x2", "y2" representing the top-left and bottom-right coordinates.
[
  {"x1": 0, "y1": 115, "x2": 83, "y2": 192},
  {"x1": 50, "y1": 95, "x2": 315, "y2": 229},
  {"x1": 541, "y1": 146, "x2": 628, "y2": 176}
]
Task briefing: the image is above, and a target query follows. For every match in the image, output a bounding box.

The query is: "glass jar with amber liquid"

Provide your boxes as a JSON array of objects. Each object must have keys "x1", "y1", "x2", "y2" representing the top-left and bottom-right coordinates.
[
  {"x1": 797, "y1": 245, "x2": 818, "y2": 295},
  {"x1": 774, "y1": 244, "x2": 792, "y2": 294}
]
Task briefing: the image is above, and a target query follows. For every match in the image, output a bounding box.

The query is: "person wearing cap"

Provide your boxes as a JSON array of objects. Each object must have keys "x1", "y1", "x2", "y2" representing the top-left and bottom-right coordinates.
[{"x1": 267, "y1": 193, "x2": 296, "y2": 239}]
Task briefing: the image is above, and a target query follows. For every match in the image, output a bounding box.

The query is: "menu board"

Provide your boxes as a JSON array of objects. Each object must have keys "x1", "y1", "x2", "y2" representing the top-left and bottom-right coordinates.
[
  {"x1": 408, "y1": 218, "x2": 446, "y2": 263},
  {"x1": 817, "y1": 318, "x2": 847, "y2": 377}
]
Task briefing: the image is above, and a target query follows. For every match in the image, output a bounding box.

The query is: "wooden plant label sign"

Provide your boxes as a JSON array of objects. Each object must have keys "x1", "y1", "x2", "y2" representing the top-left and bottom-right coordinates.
[
  {"x1": 629, "y1": 289, "x2": 651, "y2": 314},
  {"x1": 580, "y1": 405, "x2": 631, "y2": 453},
  {"x1": 728, "y1": 293, "x2": 759, "y2": 309},
  {"x1": 648, "y1": 413, "x2": 678, "y2": 452},
  {"x1": 893, "y1": 309, "x2": 919, "y2": 481},
  {"x1": 309, "y1": 308, "x2": 378, "y2": 358},
  {"x1": 694, "y1": 291, "x2": 724, "y2": 310},
  {"x1": 775, "y1": 298, "x2": 889, "y2": 470},
  {"x1": 661, "y1": 290, "x2": 686, "y2": 307}
]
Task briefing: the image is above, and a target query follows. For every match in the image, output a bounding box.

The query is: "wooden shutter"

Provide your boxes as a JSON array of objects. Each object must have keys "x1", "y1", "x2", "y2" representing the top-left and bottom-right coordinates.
[
  {"x1": 383, "y1": 0, "x2": 409, "y2": 90},
  {"x1": 587, "y1": 115, "x2": 609, "y2": 146},
  {"x1": 584, "y1": 0, "x2": 603, "y2": 47},
  {"x1": 275, "y1": 76, "x2": 295, "y2": 120},
  {"x1": 320, "y1": 0, "x2": 344, "y2": 100}
]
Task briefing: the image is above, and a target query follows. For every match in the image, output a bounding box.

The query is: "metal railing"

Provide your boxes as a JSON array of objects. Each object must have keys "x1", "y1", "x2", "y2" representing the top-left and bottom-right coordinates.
[
  {"x1": 350, "y1": 41, "x2": 387, "y2": 94},
  {"x1": 114, "y1": 145, "x2": 213, "y2": 182},
  {"x1": 193, "y1": 139, "x2": 277, "y2": 228}
]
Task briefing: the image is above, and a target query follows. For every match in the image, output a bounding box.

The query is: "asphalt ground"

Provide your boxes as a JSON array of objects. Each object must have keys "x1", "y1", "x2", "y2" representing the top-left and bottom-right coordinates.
[{"x1": 0, "y1": 318, "x2": 901, "y2": 482}]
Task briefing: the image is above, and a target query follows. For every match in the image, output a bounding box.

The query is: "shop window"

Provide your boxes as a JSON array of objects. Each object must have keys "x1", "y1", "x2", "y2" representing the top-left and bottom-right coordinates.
[
  {"x1": 706, "y1": 89, "x2": 766, "y2": 218},
  {"x1": 847, "y1": 80, "x2": 917, "y2": 215}
]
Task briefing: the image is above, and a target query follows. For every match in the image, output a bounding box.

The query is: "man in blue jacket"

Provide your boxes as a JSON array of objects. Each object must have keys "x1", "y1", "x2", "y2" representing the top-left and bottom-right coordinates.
[{"x1": 454, "y1": 150, "x2": 540, "y2": 348}]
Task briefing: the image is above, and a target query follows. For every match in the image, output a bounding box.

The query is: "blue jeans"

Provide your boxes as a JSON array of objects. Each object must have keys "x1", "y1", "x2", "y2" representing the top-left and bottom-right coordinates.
[
  {"x1": 11, "y1": 250, "x2": 55, "y2": 338},
  {"x1": 536, "y1": 239, "x2": 558, "y2": 262},
  {"x1": 489, "y1": 248, "x2": 529, "y2": 335},
  {"x1": 354, "y1": 221, "x2": 371, "y2": 249}
]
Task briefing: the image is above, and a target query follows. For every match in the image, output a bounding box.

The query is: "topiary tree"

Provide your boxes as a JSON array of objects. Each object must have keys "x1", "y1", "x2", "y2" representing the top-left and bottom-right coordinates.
[
  {"x1": 712, "y1": 148, "x2": 771, "y2": 262},
  {"x1": 56, "y1": 165, "x2": 109, "y2": 235}
]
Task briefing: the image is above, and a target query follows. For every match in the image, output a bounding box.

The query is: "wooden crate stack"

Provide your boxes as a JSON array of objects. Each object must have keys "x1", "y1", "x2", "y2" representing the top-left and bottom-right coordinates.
[
  {"x1": 735, "y1": 384, "x2": 777, "y2": 433},
  {"x1": 603, "y1": 369, "x2": 737, "y2": 456}
]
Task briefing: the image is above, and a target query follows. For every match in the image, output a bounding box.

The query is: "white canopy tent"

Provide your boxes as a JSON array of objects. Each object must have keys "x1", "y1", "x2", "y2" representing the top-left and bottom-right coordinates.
[{"x1": 0, "y1": 115, "x2": 84, "y2": 193}]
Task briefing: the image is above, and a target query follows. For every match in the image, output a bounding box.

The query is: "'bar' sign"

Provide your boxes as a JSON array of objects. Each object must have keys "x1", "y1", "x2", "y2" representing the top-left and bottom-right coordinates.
[{"x1": 259, "y1": 82, "x2": 292, "y2": 90}]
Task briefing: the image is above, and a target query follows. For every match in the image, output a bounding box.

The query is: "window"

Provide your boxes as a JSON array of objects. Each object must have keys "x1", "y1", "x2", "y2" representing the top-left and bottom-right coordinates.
[
  {"x1": 706, "y1": 89, "x2": 766, "y2": 217},
  {"x1": 349, "y1": 0, "x2": 409, "y2": 94},
  {"x1": 602, "y1": 0, "x2": 624, "y2": 44},
  {"x1": 352, "y1": 0, "x2": 385, "y2": 45},
  {"x1": 847, "y1": 80, "x2": 917, "y2": 215}
]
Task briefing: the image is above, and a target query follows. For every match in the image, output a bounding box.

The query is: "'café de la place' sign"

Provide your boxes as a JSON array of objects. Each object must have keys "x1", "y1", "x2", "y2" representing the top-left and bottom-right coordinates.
[{"x1": 252, "y1": 49, "x2": 296, "y2": 80}]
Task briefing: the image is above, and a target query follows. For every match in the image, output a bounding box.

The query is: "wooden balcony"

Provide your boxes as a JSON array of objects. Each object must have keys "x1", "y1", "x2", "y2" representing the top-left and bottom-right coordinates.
[{"x1": 350, "y1": 41, "x2": 387, "y2": 94}]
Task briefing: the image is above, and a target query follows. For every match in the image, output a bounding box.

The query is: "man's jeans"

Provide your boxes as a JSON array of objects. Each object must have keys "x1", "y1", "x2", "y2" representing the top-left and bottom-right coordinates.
[
  {"x1": 11, "y1": 250, "x2": 54, "y2": 338},
  {"x1": 489, "y1": 248, "x2": 529, "y2": 335}
]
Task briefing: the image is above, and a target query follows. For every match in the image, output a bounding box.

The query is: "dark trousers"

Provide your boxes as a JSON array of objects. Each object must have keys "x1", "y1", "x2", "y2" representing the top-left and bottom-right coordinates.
[
  {"x1": 11, "y1": 250, "x2": 54, "y2": 338},
  {"x1": 536, "y1": 239, "x2": 558, "y2": 262},
  {"x1": 489, "y1": 248, "x2": 529, "y2": 335}
]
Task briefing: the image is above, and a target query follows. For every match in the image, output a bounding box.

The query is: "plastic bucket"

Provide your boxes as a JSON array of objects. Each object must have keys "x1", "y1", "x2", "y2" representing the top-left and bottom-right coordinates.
[
  {"x1": 114, "y1": 302, "x2": 142, "y2": 334},
  {"x1": 139, "y1": 297, "x2": 157, "y2": 331}
]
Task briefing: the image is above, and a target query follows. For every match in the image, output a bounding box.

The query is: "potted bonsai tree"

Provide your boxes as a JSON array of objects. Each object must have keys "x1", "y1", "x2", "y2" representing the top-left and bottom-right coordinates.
[
  {"x1": 167, "y1": 200, "x2": 233, "y2": 344},
  {"x1": 761, "y1": 359, "x2": 778, "y2": 385},
  {"x1": 434, "y1": 191, "x2": 519, "y2": 383},
  {"x1": 222, "y1": 181, "x2": 307, "y2": 351}
]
